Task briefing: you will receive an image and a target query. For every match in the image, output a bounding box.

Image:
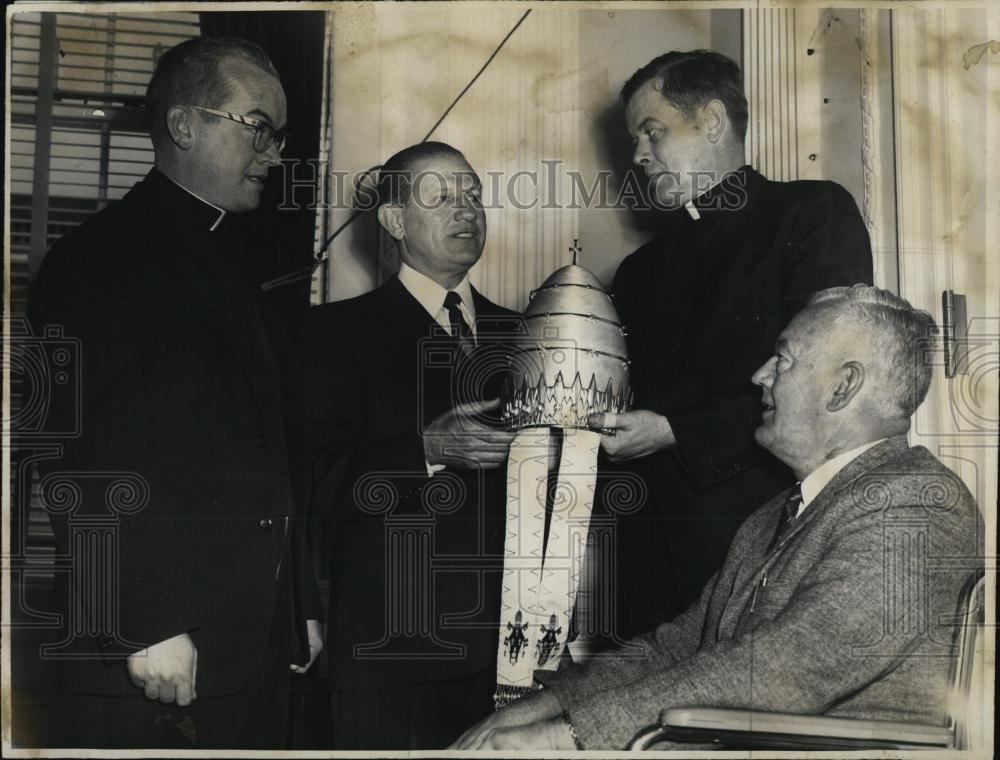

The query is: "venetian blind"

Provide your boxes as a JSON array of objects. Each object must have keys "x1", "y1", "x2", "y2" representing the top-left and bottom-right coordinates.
[
  {"x1": 8, "y1": 10, "x2": 201, "y2": 588},
  {"x1": 9, "y1": 10, "x2": 201, "y2": 313}
]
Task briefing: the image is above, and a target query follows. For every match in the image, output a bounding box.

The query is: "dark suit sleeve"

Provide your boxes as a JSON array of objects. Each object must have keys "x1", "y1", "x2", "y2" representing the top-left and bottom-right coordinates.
[
  {"x1": 779, "y1": 181, "x2": 874, "y2": 322},
  {"x1": 289, "y1": 521, "x2": 323, "y2": 667},
  {"x1": 305, "y1": 310, "x2": 429, "y2": 521},
  {"x1": 29, "y1": 242, "x2": 203, "y2": 650},
  {"x1": 663, "y1": 182, "x2": 873, "y2": 491},
  {"x1": 297, "y1": 526, "x2": 323, "y2": 621},
  {"x1": 306, "y1": 312, "x2": 365, "y2": 520}
]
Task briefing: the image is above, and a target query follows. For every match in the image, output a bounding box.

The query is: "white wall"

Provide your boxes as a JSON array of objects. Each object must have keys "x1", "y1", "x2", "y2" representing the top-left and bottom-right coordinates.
[
  {"x1": 322, "y1": 5, "x2": 913, "y2": 303},
  {"x1": 325, "y1": 3, "x2": 581, "y2": 307},
  {"x1": 891, "y1": 6, "x2": 999, "y2": 605},
  {"x1": 576, "y1": 9, "x2": 733, "y2": 287},
  {"x1": 323, "y1": 4, "x2": 741, "y2": 305}
]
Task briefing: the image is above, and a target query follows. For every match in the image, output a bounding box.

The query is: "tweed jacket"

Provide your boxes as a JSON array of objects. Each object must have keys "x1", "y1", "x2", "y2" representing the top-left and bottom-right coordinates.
[{"x1": 538, "y1": 435, "x2": 983, "y2": 749}]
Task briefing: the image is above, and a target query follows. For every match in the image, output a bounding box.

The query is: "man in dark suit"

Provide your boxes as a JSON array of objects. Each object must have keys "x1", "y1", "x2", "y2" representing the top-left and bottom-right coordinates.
[
  {"x1": 307, "y1": 142, "x2": 520, "y2": 749},
  {"x1": 455, "y1": 285, "x2": 983, "y2": 749},
  {"x1": 589, "y1": 50, "x2": 874, "y2": 641},
  {"x1": 28, "y1": 37, "x2": 321, "y2": 748}
]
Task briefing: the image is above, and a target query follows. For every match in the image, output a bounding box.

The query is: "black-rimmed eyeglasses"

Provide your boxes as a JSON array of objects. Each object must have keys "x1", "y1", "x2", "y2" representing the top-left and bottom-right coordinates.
[{"x1": 184, "y1": 105, "x2": 289, "y2": 154}]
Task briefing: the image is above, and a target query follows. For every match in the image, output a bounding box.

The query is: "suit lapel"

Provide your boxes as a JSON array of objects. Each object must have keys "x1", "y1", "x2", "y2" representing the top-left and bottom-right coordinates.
[
  {"x1": 747, "y1": 436, "x2": 911, "y2": 564},
  {"x1": 720, "y1": 487, "x2": 795, "y2": 617},
  {"x1": 375, "y1": 278, "x2": 457, "y2": 418},
  {"x1": 814, "y1": 435, "x2": 910, "y2": 501},
  {"x1": 786, "y1": 436, "x2": 910, "y2": 540},
  {"x1": 372, "y1": 281, "x2": 518, "y2": 416},
  {"x1": 718, "y1": 436, "x2": 912, "y2": 637},
  {"x1": 376, "y1": 276, "x2": 443, "y2": 342}
]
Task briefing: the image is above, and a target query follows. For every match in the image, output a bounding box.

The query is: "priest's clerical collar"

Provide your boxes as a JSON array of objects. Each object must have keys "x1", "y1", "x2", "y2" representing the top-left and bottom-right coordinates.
[
  {"x1": 161, "y1": 172, "x2": 228, "y2": 232},
  {"x1": 683, "y1": 199, "x2": 702, "y2": 220},
  {"x1": 684, "y1": 165, "x2": 754, "y2": 221}
]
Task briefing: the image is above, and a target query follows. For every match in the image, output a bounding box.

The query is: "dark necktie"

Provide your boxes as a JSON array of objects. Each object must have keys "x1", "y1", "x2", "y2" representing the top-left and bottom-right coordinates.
[
  {"x1": 766, "y1": 485, "x2": 803, "y2": 554},
  {"x1": 444, "y1": 290, "x2": 474, "y2": 356}
]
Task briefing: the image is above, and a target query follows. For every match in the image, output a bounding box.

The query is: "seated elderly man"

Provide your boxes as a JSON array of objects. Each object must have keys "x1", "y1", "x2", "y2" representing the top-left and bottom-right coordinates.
[{"x1": 453, "y1": 284, "x2": 983, "y2": 750}]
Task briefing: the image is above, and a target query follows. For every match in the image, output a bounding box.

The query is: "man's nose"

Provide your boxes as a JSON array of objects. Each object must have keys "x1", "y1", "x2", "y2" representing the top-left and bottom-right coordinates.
[
  {"x1": 454, "y1": 203, "x2": 477, "y2": 221},
  {"x1": 258, "y1": 142, "x2": 282, "y2": 168},
  {"x1": 751, "y1": 356, "x2": 776, "y2": 387},
  {"x1": 632, "y1": 140, "x2": 650, "y2": 167}
]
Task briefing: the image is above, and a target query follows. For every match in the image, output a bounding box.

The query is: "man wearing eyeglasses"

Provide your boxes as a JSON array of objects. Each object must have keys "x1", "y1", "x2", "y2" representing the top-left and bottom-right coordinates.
[{"x1": 28, "y1": 37, "x2": 321, "y2": 749}]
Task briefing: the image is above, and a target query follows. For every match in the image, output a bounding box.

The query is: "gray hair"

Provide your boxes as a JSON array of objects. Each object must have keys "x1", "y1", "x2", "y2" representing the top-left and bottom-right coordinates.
[{"x1": 808, "y1": 285, "x2": 936, "y2": 417}]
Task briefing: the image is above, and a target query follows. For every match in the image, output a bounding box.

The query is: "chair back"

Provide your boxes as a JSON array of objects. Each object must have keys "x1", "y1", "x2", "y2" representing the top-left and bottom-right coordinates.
[
  {"x1": 628, "y1": 569, "x2": 988, "y2": 752},
  {"x1": 948, "y1": 569, "x2": 986, "y2": 750}
]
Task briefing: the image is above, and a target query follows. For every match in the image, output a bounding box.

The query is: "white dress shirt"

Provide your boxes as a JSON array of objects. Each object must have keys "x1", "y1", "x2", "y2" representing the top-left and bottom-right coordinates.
[
  {"x1": 396, "y1": 262, "x2": 477, "y2": 476},
  {"x1": 397, "y1": 261, "x2": 477, "y2": 336},
  {"x1": 798, "y1": 438, "x2": 888, "y2": 517}
]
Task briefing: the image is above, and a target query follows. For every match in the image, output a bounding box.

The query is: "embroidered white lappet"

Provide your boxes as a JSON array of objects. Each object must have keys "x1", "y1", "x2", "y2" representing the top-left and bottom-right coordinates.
[{"x1": 494, "y1": 242, "x2": 632, "y2": 707}]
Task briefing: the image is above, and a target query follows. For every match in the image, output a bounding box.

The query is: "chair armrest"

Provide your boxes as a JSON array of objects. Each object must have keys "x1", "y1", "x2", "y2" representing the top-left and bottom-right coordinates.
[
  {"x1": 628, "y1": 707, "x2": 954, "y2": 750},
  {"x1": 651, "y1": 707, "x2": 953, "y2": 750},
  {"x1": 629, "y1": 723, "x2": 674, "y2": 751}
]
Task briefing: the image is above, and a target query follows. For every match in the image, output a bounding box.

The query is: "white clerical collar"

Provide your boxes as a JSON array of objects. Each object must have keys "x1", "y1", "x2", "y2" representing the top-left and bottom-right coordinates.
[
  {"x1": 683, "y1": 167, "x2": 743, "y2": 221},
  {"x1": 799, "y1": 438, "x2": 888, "y2": 515},
  {"x1": 164, "y1": 174, "x2": 227, "y2": 232},
  {"x1": 397, "y1": 262, "x2": 476, "y2": 332}
]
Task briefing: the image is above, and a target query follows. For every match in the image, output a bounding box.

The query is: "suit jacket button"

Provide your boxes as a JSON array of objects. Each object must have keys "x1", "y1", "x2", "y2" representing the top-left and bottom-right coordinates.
[
  {"x1": 98, "y1": 637, "x2": 114, "y2": 651},
  {"x1": 259, "y1": 517, "x2": 273, "y2": 529},
  {"x1": 257, "y1": 434, "x2": 268, "y2": 447}
]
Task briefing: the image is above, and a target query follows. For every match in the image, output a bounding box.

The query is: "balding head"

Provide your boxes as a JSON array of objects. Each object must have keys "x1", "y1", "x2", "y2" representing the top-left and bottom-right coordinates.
[
  {"x1": 146, "y1": 37, "x2": 286, "y2": 213},
  {"x1": 146, "y1": 37, "x2": 279, "y2": 151},
  {"x1": 374, "y1": 142, "x2": 485, "y2": 290}
]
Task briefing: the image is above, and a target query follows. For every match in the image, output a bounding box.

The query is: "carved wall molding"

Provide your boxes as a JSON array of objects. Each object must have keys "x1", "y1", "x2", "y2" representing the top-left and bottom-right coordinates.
[
  {"x1": 859, "y1": 8, "x2": 897, "y2": 289},
  {"x1": 743, "y1": 7, "x2": 822, "y2": 181}
]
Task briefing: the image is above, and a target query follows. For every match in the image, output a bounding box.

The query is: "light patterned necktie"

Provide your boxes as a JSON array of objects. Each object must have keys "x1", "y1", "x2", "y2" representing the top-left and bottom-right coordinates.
[
  {"x1": 766, "y1": 485, "x2": 803, "y2": 554},
  {"x1": 444, "y1": 290, "x2": 474, "y2": 356}
]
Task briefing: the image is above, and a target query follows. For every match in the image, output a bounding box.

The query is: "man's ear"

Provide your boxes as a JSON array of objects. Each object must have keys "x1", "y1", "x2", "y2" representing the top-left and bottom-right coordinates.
[
  {"x1": 377, "y1": 204, "x2": 405, "y2": 241},
  {"x1": 165, "y1": 105, "x2": 195, "y2": 150},
  {"x1": 700, "y1": 99, "x2": 729, "y2": 145},
  {"x1": 827, "y1": 361, "x2": 865, "y2": 412}
]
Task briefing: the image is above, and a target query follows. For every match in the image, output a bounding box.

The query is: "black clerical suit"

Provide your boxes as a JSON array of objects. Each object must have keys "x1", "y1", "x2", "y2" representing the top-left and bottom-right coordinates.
[
  {"x1": 600, "y1": 166, "x2": 873, "y2": 641},
  {"x1": 28, "y1": 168, "x2": 320, "y2": 748},
  {"x1": 307, "y1": 277, "x2": 520, "y2": 749}
]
